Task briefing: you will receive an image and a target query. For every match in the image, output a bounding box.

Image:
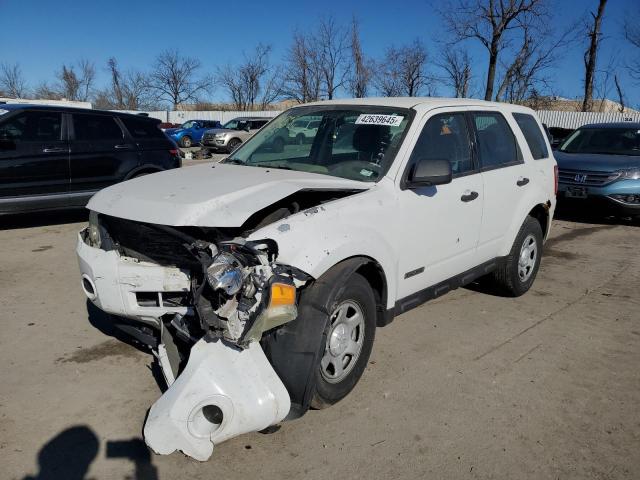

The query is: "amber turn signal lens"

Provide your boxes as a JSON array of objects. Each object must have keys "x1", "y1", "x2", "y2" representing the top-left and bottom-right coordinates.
[{"x1": 269, "y1": 283, "x2": 296, "y2": 307}]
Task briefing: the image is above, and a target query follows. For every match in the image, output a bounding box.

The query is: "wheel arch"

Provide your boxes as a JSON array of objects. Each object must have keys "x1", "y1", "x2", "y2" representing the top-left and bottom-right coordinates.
[
  {"x1": 528, "y1": 201, "x2": 552, "y2": 240},
  {"x1": 125, "y1": 165, "x2": 163, "y2": 180},
  {"x1": 315, "y1": 256, "x2": 391, "y2": 328}
]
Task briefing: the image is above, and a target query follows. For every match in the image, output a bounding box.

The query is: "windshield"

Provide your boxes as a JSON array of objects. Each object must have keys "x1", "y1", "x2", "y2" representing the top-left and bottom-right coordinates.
[
  {"x1": 181, "y1": 121, "x2": 195, "y2": 129},
  {"x1": 223, "y1": 119, "x2": 248, "y2": 130},
  {"x1": 224, "y1": 106, "x2": 412, "y2": 182},
  {"x1": 560, "y1": 127, "x2": 640, "y2": 156}
]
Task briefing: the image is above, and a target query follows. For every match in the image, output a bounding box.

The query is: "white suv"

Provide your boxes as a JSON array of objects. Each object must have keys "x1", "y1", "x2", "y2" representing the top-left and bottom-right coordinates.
[{"x1": 76, "y1": 98, "x2": 557, "y2": 460}]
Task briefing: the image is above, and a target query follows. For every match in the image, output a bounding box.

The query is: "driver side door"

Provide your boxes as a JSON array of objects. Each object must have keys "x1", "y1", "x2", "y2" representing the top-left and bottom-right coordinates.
[{"x1": 395, "y1": 109, "x2": 484, "y2": 302}]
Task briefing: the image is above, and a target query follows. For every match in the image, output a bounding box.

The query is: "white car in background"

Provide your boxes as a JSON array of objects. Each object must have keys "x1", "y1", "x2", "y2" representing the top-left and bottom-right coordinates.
[
  {"x1": 76, "y1": 97, "x2": 557, "y2": 460},
  {"x1": 287, "y1": 116, "x2": 321, "y2": 144}
]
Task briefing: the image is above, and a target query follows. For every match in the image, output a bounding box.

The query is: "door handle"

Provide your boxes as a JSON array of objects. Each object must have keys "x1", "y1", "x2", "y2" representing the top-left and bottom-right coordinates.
[
  {"x1": 460, "y1": 190, "x2": 479, "y2": 202},
  {"x1": 42, "y1": 147, "x2": 68, "y2": 153},
  {"x1": 517, "y1": 177, "x2": 530, "y2": 187},
  {"x1": 114, "y1": 144, "x2": 134, "y2": 150}
]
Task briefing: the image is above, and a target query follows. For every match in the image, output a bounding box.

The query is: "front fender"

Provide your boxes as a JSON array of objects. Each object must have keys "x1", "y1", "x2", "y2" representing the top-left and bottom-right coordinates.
[{"x1": 248, "y1": 192, "x2": 399, "y2": 309}]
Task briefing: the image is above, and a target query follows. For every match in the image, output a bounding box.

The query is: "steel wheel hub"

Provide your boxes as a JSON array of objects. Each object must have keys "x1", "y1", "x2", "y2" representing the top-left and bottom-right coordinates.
[
  {"x1": 518, "y1": 234, "x2": 537, "y2": 282},
  {"x1": 320, "y1": 300, "x2": 365, "y2": 384}
]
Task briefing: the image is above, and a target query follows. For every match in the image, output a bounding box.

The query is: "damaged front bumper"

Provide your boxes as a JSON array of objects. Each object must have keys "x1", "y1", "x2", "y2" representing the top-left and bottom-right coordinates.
[
  {"x1": 145, "y1": 338, "x2": 290, "y2": 461},
  {"x1": 76, "y1": 222, "x2": 309, "y2": 460}
]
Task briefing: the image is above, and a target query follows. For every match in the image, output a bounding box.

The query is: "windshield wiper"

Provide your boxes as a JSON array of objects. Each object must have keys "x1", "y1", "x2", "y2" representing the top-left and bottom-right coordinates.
[{"x1": 224, "y1": 158, "x2": 245, "y2": 165}]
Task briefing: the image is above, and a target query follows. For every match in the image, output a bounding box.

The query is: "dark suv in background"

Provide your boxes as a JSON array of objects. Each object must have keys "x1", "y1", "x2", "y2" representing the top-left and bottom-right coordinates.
[{"x1": 0, "y1": 104, "x2": 181, "y2": 214}]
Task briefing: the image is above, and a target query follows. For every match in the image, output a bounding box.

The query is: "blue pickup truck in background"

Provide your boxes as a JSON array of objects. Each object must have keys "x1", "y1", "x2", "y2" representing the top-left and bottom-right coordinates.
[{"x1": 165, "y1": 120, "x2": 222, "y2": 148}]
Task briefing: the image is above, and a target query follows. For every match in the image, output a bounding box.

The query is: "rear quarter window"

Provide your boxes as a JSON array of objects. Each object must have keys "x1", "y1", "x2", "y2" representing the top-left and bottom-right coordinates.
[
  {"x1": 120, "y1": 117, "x2": 165, "y2": 139},
  {"x1": 512, "y1": 113, "x2": 549, "y2": 159}
]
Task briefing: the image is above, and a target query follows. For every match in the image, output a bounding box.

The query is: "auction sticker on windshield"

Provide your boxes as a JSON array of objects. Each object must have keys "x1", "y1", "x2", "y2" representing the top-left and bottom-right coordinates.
[{"x1": 355, "y1": 114, "x2": 404, "y2": 127}]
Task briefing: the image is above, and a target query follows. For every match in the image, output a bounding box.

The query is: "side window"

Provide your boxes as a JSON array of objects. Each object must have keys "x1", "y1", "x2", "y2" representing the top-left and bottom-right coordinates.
[
  {"x1": 0, "y1": 111, "x2": 62, "y2": 142},
  {"x1": 74, "y1": 114, "x2": 123, "y2": 141},
  {"x1": 409, "y1": 112, "x2": 474, "y2": 175},
  {"x1": 120, "y1": 117, "x2": 164, "y2": 139},
  {"x1": 512, "y1": 113, "x2": 549, "y2": 159},
  {"x1": 472, "y1": 112, "x2": 519, "y2": 169}
]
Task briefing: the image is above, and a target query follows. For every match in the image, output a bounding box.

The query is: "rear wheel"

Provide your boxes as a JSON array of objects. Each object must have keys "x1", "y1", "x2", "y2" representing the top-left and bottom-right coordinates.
[
  {"x1": 491, "y1": 216, "x2": 543, "y2": 297},
  {"x1": 180, "y1": 136, "x2": 192, "y2": 148},
  {"x1": 311, "y1": 273, "x2": 376, "y2": 409}
]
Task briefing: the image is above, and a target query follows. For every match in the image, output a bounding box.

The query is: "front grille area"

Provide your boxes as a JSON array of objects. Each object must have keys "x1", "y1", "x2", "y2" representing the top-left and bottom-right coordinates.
[
  {"x1": 100, "y1": 215, "x2": 200, "y2": 269},
  {"x1": 558, "y1": 168, "x2": 618, "y2": 186},
  {"x1": 202, "y1": 133, "x2": 215, "y2": 143}
]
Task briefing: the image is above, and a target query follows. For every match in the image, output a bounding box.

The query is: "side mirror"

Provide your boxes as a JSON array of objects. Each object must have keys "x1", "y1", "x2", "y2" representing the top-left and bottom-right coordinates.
[{"x1": 407, "y1": 158, "x2": 452, "y2": 188}]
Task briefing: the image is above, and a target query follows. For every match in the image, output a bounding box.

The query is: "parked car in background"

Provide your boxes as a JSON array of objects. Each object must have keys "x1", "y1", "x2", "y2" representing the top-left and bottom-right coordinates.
[
  {"x1": 548, "y1": 127, "x2": 574, "y2": 149},
  {"x1": 77, "y1": 98, "x2": 556, "y2": 460},
  {"x1": 555, "y1": 122, "x2": 640, "y2": 219},
  {"x1": 158, "y1": 122, "x2": 180, "y2": 131},
  {"x1": 0, "y1": 104, "x2": 181, "y2": 214},
  {"x1": 200, "y1": 117, "x2": 270, "y2": 152},
  {"x1": 166, "y1": 120, "x2": 222, "y2": 148},
  {"x1": 287, "y1": 116, "x2": 321, "y2": 144}
]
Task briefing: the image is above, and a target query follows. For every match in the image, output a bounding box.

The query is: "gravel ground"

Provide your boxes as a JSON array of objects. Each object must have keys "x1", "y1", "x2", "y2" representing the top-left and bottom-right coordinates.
[{"x1": 1, "y1": 201, "x2": 638, "y2": 479}]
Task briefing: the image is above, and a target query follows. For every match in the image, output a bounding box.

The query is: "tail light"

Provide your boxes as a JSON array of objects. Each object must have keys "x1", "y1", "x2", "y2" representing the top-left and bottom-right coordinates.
[
  {"x1": 169, "y1": 149, "x2": 179, "y2": 156},
  {"x1": 553, "y1": 165, "x2": 558, "y2": 196}
]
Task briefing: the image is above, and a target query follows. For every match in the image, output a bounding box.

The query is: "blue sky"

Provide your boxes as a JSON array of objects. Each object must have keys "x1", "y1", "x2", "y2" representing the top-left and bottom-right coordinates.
[{"x1": 1, "y1": 0, "x2": 638, "y2": 107}]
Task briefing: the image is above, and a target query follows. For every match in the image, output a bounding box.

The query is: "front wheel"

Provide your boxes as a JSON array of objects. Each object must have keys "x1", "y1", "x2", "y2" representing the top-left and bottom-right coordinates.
[
  {"x1": 227, "y1": 138, "x2": 241, "y2": 152},
  {"x1": 311, "y1": 273, "x2": 376, "y2": 409},
  {"x1": 180, "y1": 136, "x2": 192, "y2": 148},
  {"x1": 491, "y1": 216, "x2": 543, "y2": 297}
]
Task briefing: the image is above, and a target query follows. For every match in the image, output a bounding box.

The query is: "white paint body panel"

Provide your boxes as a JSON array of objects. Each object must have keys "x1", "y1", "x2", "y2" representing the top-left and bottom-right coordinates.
[
  {"x1": 88, "y1": 163, "x2": 371, "y2": 227},
  {"x1": 144, "y1": 339, "x2": 290, "y2": 461},
  {"x1": 76, "y1": 232, "x2": 190, "y2": 325}
]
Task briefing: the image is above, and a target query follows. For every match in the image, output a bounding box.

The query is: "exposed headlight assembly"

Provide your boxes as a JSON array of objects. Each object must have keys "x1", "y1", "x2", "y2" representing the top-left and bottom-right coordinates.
[
  {"x1": 88, "y1": 211, "x2": 101, "y2": 248},
  {"x1": 206, "y1": 252, "x2": 245, "y2": 295}
]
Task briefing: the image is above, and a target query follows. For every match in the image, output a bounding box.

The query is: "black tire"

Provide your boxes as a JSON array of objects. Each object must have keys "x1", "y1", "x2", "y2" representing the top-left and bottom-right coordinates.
[
  {"x1": 311, "y1": 273, "x2": 376, "y2": 409},
  {"x1": 227, "y1": 138, "x2": 241, "y2": 152},
  {"x1": 180, "y1": 136, "x2": 192, "y2": 148},
  {"x1": 491, "y1": 216, "x2": 544, "y2": 297}
]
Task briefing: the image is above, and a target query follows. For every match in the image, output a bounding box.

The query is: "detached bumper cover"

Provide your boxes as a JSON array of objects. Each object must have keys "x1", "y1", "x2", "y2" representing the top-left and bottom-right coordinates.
[{"x1": 144, "y1": 338, "x2": 290, "y2": 461}]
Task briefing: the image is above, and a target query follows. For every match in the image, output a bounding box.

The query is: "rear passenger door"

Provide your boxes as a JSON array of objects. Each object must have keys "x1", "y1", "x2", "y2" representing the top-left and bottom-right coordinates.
[
  {"x1": 471, "y1": 110, "x2": 529, "y2": 261},
  {"x1": 396, "y1": 110, "x2": 484, "y2": 299},
  {"x1": 0, "y1": 109, "x2": 69, "y2": 198},
  {"x1": 69, "y1": 113, "x2": 135, "y2": 192}
]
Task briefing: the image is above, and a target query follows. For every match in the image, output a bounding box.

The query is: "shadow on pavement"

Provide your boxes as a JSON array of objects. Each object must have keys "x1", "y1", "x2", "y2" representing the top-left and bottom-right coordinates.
[
  {"x1": 22, "y1": 426, "x2": 158, "y2": 480},
  {"x1": 86, "y1": 301, "x2": 167, "y2": 392},
  {"x1": 0, "y1": 209, "x2": 88, "y2": 230}
]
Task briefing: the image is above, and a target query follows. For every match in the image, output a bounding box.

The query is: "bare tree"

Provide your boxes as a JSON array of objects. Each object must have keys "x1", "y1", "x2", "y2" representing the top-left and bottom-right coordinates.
[
  {"x1": 613, "y1": 75, "x2": 625, "y2": 112},
  {"x1": 375, "y1": 39, "x2": 429, "y2": 97},
  {"x1": 34, "y1": 81, "x2": 62, "y2": 100},
  {"x1": 582, "y1": 0, "x2": 607, "y2": 112},
  {"x1": 55, "y1": 59, "x2": 95, "y2": 101},
  {"x1": 148, "y1": 50, "x2": 212, "y2": 109},
  {"x1": 283, "y1": 32, "x2": 323, "y2": 103},
  {"x1": 623, "y1": 7, "x2": 640, "y2": 81},
  {"x1": 439, "y1": 49, "x2": 472, "y2": 97},
  {"x1": 317, "y1": 16, "x2": 349, "y2": 99},
  {"x1": 347, "y1": 17, "x2": 372, "y2": 98},
  {"x1": 440, "y1": 0, "x2": 547, "y2": 101},
  {"x1": 217, "y1": 44, "x2": 282, "y2": 110},
  {"x1": 94, "y1": 57, "x2": 154, "y2": 110},
  {"x1": 0, "y1": 62, "x2": 28, "y2": 98}
]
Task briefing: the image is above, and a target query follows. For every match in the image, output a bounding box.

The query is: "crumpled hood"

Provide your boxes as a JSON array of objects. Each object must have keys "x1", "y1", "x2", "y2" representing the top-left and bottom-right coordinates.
[
  {"x1": 554, "y1": 151, "x2": 640, "y2": 172},
  {"x1": 88, "y1": 163, "x2": 370, "y2": 227}
]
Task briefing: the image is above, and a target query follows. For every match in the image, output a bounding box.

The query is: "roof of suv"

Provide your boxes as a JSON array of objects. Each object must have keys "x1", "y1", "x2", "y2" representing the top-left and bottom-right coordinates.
[
  {"x1": 303, "y1": 97, "x2": 521, "y2": 110},
  {"x1": 230, "y1": 117, "x2": 272, "y2": 121},
  {"x1": 0, "y1": 103, "x2": 159, "y2": 121},
  {"x1": 579, "y1": 122, "x2": 640, "y2": 129}
]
